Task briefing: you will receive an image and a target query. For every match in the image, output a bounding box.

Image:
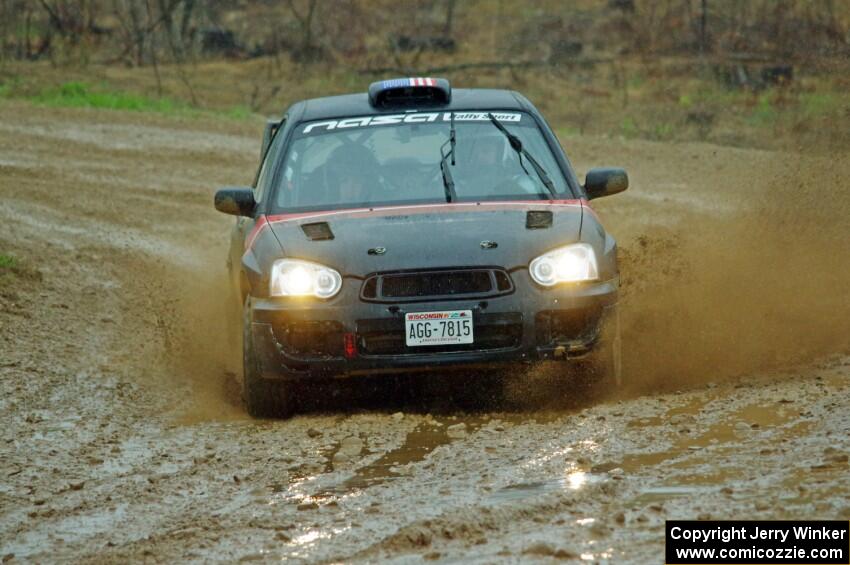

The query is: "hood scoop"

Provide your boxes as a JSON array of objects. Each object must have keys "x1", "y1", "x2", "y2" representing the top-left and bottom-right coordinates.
[
  {"x1": 301, "y1": 221, "x2": 334, "y2": 241},
  {"x1": 526, "y1": 210, "x2": 553, "y2": 229}
]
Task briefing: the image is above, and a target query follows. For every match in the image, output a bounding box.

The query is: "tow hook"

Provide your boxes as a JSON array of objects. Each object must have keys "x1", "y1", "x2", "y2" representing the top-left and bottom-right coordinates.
[{"x1": 554, "y1": 341, "x2": 590, "y2": 360}]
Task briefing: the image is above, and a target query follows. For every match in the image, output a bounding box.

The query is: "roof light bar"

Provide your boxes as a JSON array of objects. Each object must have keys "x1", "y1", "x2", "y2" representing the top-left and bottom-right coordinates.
[{"x1": 368, "y1": 77, "x2": 451, "y2": 108}]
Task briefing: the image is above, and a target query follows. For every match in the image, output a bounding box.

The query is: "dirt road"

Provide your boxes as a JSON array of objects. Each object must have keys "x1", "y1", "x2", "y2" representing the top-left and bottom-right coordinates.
[{"x1": 1, "y1": 101, "x2": 848, "y2": 563}]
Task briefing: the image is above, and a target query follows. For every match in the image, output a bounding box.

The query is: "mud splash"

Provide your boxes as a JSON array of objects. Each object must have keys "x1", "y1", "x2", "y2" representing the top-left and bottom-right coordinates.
[
  {"x1": 612, "y1": 150, "x2": 850, "y2": 393},
  {"x1": 155, "y1": 250, "x2": 246, "y2": 423}
]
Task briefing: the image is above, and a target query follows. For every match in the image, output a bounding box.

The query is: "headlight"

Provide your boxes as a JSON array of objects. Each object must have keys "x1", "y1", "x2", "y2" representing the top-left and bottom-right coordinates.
[
  {"x1": 529, "y1": 243, "x2": 599, "y2": 286},
  {"x1": 270, "y1": 259, "x2": 342, "y2": 298}
]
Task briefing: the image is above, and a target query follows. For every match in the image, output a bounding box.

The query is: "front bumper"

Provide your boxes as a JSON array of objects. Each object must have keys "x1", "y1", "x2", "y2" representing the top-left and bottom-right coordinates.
[{"x1": 249, "y1": 270, "x2": 617, "y2": 380}]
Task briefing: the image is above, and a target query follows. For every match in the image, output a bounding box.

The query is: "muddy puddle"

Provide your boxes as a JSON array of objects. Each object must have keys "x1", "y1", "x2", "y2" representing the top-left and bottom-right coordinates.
[
  {"x1": 589, "y1": 395, "x2": 823, "y2": 508},
  {"x1": 332, "y1": 420, "x2": 462, "y2": 492},
  {"x1": 486, "y1": 470, "x2": 607, "y2": 505},
  {"x1": 321, "y1": 414, "x2": 519, "y2": 494}
]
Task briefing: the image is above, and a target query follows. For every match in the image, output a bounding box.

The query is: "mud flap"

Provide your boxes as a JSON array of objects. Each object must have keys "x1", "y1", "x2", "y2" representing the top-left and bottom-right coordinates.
[
  {"x1": 242, "y1": 301, "x2": 293, "y2": 418},
  {"x1": 574, "y1": 303, "x2": 621, "y2": 392}
]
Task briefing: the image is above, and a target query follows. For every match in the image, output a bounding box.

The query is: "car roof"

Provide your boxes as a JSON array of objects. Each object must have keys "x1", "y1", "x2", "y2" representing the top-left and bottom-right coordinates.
[{"x1": 288, "y1": 88, "x2": 534, "y2": 122}]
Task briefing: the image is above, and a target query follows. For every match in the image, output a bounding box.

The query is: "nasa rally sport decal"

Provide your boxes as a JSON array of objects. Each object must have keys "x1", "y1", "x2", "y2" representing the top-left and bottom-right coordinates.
[{"x1": 301, "y1": 112, "x2": 522, "y2": 134}]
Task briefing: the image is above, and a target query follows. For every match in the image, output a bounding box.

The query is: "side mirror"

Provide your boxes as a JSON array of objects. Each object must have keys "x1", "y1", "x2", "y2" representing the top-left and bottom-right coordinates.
[
  {"x1": 214, "y1": 187, "x2": 256, "y2": 216},
  {"x1": 584, "y1": 167, "x2": 629, "y2": 200}
]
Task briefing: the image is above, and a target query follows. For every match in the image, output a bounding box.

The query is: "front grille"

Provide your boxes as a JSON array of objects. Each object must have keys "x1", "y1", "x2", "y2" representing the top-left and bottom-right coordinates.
[
  {"x1": 357, "y1": 312, "x2": 523, "y2": 356},
  {"x1": 383, "y1": 271, "x2": 491, "y2": 297},
  {"x1": 361, "y1": 268, "x2": 514, "y2": 303}
]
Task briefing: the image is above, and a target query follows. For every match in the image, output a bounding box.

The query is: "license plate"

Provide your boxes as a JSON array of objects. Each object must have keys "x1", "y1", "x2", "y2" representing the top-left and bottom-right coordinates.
[{"x1": 405, "y1": 310, "x2": 473, "y2": 347}]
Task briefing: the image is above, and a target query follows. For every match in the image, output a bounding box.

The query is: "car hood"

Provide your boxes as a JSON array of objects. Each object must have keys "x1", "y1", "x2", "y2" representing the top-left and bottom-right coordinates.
[{"x1": 266, "y1": 201, "x2": 584, "y2": 275}]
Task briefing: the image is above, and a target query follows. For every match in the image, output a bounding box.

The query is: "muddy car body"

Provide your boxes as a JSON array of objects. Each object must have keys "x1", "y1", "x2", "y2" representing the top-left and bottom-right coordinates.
[{"x1": 215, "y1": 78, "x2": 628, "y2": 417}]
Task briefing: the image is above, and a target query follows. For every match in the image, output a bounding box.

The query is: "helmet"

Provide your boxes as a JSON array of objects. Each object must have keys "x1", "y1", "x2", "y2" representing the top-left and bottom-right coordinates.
[{"x1": 325, "y1": 144, "x2": 380, "y2": 187}]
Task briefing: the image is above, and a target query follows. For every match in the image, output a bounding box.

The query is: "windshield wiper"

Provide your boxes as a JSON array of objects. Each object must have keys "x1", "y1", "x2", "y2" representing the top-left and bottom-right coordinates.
[
  {"x1": 439, "y1": 112, "x2": 457, "y2": 203},
  {"x1": 487, "y1": 113, "x2": 557, "y2": 200}
]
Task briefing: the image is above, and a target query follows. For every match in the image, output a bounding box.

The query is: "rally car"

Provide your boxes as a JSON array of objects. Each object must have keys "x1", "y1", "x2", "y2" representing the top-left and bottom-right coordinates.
[{"x1": 214, "y1": 78, "x2": 628, "y2": 417}]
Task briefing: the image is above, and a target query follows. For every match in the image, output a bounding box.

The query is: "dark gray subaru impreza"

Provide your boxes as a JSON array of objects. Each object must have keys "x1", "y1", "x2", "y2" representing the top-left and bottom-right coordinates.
[{"x1": 214, "y1": 77, "x2": 628, "y2": 417}]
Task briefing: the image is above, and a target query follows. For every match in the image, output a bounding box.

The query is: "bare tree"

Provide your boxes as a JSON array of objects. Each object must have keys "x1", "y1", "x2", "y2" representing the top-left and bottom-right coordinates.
[
  {"x1": 443, "y1": 0, "x2": 456, "y2": 36},
  {"x1": 286, "y1": 0, "x2": 320, "y2": 62}
]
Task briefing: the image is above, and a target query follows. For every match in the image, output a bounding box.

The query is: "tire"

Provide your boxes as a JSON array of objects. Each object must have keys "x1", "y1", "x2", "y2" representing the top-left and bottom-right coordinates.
[
  {"x1": 575, "y1": 308, "x2": 622, "y2": 394},
  {"x1": 242, "y1": 299, "x2": 293, "y2": 418}
]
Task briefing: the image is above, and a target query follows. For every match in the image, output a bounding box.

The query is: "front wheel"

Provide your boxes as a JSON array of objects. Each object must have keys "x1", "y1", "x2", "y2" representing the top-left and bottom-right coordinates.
[{"x1": 242, "y1": 299, "x2": 293, "y2": 418}]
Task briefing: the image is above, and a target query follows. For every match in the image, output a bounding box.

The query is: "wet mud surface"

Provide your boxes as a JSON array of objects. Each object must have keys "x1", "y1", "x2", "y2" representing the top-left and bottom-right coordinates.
[{"x1": 1, "y1": 102, "x2": 848, "y2": 563}]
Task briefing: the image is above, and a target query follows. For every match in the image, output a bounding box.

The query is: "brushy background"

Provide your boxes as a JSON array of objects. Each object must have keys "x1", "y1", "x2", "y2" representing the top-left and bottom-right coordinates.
[{"x1": 1, "y1": 0, "x2": 849, "y2": 151}]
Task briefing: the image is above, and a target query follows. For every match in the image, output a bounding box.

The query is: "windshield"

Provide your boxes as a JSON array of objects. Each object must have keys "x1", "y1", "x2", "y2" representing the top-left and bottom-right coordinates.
[{"x1": 270, "y1": 111, "x2": 573, "y2": 213}]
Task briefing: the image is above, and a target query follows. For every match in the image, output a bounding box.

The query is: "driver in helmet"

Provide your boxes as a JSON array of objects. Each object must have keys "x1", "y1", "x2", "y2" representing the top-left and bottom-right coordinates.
[
  {"x1": 323, "y1": 144, "x2": 381, "y2": 204},
  {"x1": 463, "y1": 135, "x2": 514, "y2": 195}
]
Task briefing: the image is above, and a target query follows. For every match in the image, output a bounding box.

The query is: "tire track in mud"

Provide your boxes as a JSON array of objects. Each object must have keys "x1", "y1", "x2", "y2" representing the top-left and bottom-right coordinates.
[
  {"x1": 0, "y1": 103, "x2": 256, "y2": 558},
  {"x1": 1, "y1": 103, "x2": 848, "y2": 563}
]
